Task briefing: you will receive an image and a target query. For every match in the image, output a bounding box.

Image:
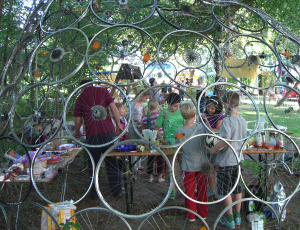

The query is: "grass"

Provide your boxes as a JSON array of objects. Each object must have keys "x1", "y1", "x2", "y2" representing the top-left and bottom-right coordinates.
[{"x1": 239, "y1": 99, "x2": 300, "y2": 138}]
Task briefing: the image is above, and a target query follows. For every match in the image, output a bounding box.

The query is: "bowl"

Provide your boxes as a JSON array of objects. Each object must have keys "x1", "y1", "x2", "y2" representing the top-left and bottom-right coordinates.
[
  {"x1": 114, "y1": 145, "x2": 137, "y2": 152},
  {"x1": 268, "y1": 146, "x2": 279, "y2": 150},
  {"x1": 57, "y1": 144, "x2": 75, "y2": 151}
]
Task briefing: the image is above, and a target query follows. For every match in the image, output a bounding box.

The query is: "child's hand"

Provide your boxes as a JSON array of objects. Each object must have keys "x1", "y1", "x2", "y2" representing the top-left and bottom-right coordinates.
[
  {"x1": 201, "y1": 115, "x2": 208, "y2": 123},
  {"x1": 206, "y1": 146, "x2": 213, "y2": 155},
  {"x1": 162, "y1": 139, "x2": 168, "y2": 145}
]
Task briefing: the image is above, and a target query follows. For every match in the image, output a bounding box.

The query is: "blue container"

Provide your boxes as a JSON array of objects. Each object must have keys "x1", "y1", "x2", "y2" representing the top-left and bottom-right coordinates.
[{"x1": 114, "y1": 145, "x2": 137, "y2": 152}]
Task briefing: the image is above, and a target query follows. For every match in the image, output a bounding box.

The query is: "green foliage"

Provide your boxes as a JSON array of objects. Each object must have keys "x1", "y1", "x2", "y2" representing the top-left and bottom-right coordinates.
[
  {"x1": 0, "y1": 0, "x2": 32, "y2": 68},
  {"x1": 240, "y1": 0, "x2": 300, "y2": 37},
  {"x1": 239, "y1": 160, "x2": 262, "y2": 173},
  {"x1": 59, "y1": 222, "x2": 80, "y2": 230},
  {"x1": 249, "y1": 203, "x2": 267, "y2": 224}
]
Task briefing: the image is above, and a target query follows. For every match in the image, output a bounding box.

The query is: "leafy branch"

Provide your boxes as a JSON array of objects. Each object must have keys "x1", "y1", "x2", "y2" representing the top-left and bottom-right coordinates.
[{"x1": 59, "y1": 222, "x2": 80, "y2": 230}]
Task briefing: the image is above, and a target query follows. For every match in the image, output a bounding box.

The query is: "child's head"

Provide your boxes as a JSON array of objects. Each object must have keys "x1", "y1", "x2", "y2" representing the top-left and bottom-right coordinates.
[
  {"x1": 222, "y1": 91, "x2": 240, "y2": 109},
  {"x1": 205, "y1": 96, "x2": 223, "y2": 115},
  {"x1": 167, "y1": 93, "x2": 181, "y2": 112},
  {"x1": 149, "y1": 78, "x2": 156, "y2": 86},
  {"x1": 115, "y1": 103, "x2": 125, "y2": 116},
  {"x1": 148, "y1": 99, "x2": 159, "y2": 111},
  {"x1": 180, "y1": 102, "x2": 196, "y2": 120},
  {"x1": 137, "y1": 90, "x2": 150, "y2": 102}
]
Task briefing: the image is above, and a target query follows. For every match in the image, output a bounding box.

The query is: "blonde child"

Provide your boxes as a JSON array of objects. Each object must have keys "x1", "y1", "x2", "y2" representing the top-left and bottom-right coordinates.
[
  {"x1": 128, "y1": 91, "x2": 150, "y2": 173},
  {"x1": 141, "y1": 99, "x2": 164, "y2": 182},
  {"x1": 175, "y1": 102, "x2": 208, "y2": 221},
  {"x1": 208, "y1": 91, "x2": 247, "y2": 228}
]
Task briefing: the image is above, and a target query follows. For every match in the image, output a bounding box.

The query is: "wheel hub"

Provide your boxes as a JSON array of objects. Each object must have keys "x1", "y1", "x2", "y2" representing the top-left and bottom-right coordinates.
[
  {"x1": 201, "y1": 162, "x2": 214, "y2": 176},
  {"x1": 91, "y1": 105, "x2": 107, "y2": 121},
  {"x1": 50, "y1": 48, "x2": 65, "y2": 62},
  {"x1": 122, "y1": 40, "x2": 129, "y2": 46},
  {"x1": 184, "y1": 49, "x2": 201, "y2": 66},
  {"x1": 33, "y1": 109, "x2": 45, "y2": 123}
]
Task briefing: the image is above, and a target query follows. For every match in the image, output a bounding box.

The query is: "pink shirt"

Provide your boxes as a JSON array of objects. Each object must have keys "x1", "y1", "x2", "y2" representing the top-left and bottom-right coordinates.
[{"x1": 141, "y1": 112, "x2": 163, "y2": 137}]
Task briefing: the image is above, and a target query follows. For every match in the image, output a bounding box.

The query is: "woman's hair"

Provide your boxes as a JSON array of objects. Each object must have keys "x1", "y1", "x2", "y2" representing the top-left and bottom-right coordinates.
[
  {"x1": 180, "y1": 102, "x2": 196, "y2": 120},
  {"x1": 115, "y1": 103, "x2": 124, "y2": 110},
  {"x1": 204, "y1": 95, "x2": 223, "y2": 114},
  {"x1": 149, "y1": 78, "x2": 155, "y2": 86},
  {"x1": 133, "y1": 89, "x2": 150, "y2": 101},
  {"x1": 222, "y1": 91, "x2": 240, "y2": 108},
  {"x1": 167, "y1": 92, "x2": 181, "y2": 105},
  {"x1": 148, "y1": 99, "x2": 159, "y2": 111},
  {"x1": 80, "y1": 78, "x2": 92, "y2": 85}
]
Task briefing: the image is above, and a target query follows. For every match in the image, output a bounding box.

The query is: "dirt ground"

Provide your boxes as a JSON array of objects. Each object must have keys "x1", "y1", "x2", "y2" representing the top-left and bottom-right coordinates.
[
  {"x1": 2, "y1": 150, "x2": 300, "y2": 229},
  {"x1": 2, "y1": 171, "x2": 298, "y2": 230}
]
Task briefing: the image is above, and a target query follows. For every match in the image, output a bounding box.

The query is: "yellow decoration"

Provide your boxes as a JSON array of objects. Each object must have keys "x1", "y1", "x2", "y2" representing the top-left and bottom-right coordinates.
[
  {"x1": 143, "y1": 53, "x2": 150, "y2": 62},
  {"x1": 92, "y1": 41, "x2": 100, "y2": 51},
  {"x1": 284, "y1": 50, "x2": 290, "y2": 57},
  {"x1": 218, "y1": 57, "x2": 260, "y2": 79}
]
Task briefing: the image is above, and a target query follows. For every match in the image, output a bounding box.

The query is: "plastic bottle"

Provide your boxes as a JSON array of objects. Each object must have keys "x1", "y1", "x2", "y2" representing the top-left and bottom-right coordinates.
[
  {"x1": 277, "y1": 134, "x2": 284, "y2": 149},
  {"x1": 264, "y1": 131, "x2": 269, "y2": 148},
  {"x1": 256, "y1": 132, "x2": 262, "y2": 147}
]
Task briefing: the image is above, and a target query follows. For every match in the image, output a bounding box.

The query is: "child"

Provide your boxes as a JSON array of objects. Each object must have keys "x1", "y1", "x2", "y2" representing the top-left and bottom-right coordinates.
[
  {"x1": 141, "y1": 99, "x2": 164, "y2": 182},
  {"x1": 202, "y1": 96, "x2": 224, "y2": 198},
  {"x1": 203, "y1": 96, "x2": 224, "y2": 132},
  {"x1": 207, "y1": 91, "x2": 247, "y2": 229},
  {"x1": 154, "y1": 92, "x2": 185, "y2": 200},
  {"x1": 112, "y1": 103, "x2": 129, "y2": 140},
  {"x1": 175, "y1": 102, "x2": 208, "y2": 221},
  {"x1": 128, "y1": 90, "x2": 150, "y2": 174}
]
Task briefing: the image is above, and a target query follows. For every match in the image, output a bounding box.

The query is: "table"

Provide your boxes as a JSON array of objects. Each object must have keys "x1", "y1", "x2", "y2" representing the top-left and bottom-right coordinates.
[
  {"x1": 242, "y1": 148, "x2": 288, "y2": 202},
  {"x1": 108, "y1": 147, "x2": 178, "y2": 157},
  {"x1": 6, "y1": 147, "x2": 83, "y2": 183},
  {"x1": 37, "y1": 147, "x2": 83, "y2": 183},
  {"x1": 0, "y1": 147, "x2": 84, "y2": 206},
  {"x1": 243, "y1": 148, "x2": 287, "y2": 155},
  {"x1": 107, "y1": 147, "x2": 178, "y2": 214}
]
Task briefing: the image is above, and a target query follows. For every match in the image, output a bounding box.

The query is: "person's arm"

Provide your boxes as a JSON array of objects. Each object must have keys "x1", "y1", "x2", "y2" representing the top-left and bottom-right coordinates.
[
  {"x1": 207, "y1": 118, "x2": 230, "y2": 154},
  {"x1": 109, "y1": 102, "x2": 123, "y2": 135},
  {"x1": 201, "y1": 115, "x2": 212, "y2": 129},
  {"x1": 154, "y1": 113, "x2": 166, "y2": 144},
  {"x1": 140, "y1": 116, "x2": 146, "y2": 130},
  {"x1": 154, "y1": 125, "x2": 167, "y2": 145},
  {"x1": 74, "y1": 117, "x2": 82, "y2": 137},
  {"x1": 208, "y1": 137, "x2": 230, "y2": 154},
  {"x1": 212, "y1": 119, "x2": 222, "y2": 132}
]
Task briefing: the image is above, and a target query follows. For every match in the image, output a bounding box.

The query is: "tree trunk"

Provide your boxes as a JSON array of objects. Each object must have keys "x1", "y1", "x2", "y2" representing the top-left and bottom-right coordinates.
[
  {"x1": 214, "y1": 42, "x2": 226, "y2": 97},
  {"x1": 276, "y1": 82, "x2": 299, "y2": 107}
]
